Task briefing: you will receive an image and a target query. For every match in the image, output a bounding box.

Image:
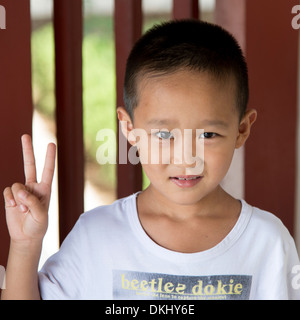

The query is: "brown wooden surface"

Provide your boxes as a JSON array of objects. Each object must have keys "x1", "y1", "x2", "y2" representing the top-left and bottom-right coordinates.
[
  {"x1": 53, "y1": 0, "x2": 84, "y2": 243},
  {"x1": 173, "y1": 0, "x2": 199, "y2": 19},
  {"x1": 245, "y1": 0, "x2": 298, "y2": 235},
  {"x1": 0, "y1": 0, "x2": 33, "y2": 267},
  {"x1": 114, "y1": 0, "x2": 143, "y2": 198},
  {"x1": 216, "y1": 0, "x2": 298, "y2": 235}
]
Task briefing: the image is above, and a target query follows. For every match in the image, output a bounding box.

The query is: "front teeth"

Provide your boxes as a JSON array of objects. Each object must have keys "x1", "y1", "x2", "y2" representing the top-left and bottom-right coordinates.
[{"x1": 177, "y1": 177, "x2": 198, "y2": 180}]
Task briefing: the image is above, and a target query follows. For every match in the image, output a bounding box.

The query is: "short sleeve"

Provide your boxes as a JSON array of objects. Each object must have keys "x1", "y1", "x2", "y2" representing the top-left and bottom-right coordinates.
[{"x1": 38, "y1": 216, "x2": 88, "y2": 300}]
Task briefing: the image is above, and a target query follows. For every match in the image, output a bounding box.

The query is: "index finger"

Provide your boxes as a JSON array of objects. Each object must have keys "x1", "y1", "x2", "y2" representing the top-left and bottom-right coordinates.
[{"x1": 21, "y1": 134, "x2": 37, "y2": 184}]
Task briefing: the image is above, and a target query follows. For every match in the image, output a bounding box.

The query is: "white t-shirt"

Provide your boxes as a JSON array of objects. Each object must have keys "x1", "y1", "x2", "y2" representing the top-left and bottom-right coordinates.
[{"x1": 39, "y1": 193, "x2": 300, "y2": 300}]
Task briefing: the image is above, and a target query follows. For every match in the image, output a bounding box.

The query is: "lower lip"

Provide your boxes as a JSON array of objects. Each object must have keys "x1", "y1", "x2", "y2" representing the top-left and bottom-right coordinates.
[{"x1": 170, "y1": 176, "x2": 202, "y2": 188}]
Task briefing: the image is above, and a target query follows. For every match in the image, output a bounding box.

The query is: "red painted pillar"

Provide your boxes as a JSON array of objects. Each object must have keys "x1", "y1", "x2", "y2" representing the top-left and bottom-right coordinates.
[
  {"x1": 0, "y1": 1, "x2": 33, "y2": 265},
  {"x1": 114, "y1": 0, "x2": 143, "y2": 198},
  {"x1": 245, "y1": 0, "x2": 298, "y2": 234},
  {"x1": 215, "y1": 0, "x2": 246, "y2": 51},
  {"x1": 216, "y1": 0, "x2": 298, "y2": 234},
  {"x1": 53, "y1": 0, "x2": 84, "y2": 243},
  {"x1": 173, "y1": 0, "x2": 199, "y2": 20}
]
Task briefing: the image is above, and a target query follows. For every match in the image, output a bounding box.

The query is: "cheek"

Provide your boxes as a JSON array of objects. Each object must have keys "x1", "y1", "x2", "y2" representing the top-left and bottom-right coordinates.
[
  {"x1": 204, "y1": 143, "x2": 235, "y2": 176},
  {"x1": 142, "y1": 163, "x2": 168, "y2": 188},
  {"x1": 136, "y1": 137, "x2": 170, "y2": 185}
]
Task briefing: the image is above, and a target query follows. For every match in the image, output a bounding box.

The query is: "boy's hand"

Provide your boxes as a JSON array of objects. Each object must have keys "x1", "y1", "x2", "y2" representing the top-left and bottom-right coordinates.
[{"x1": 3, "y1": 134, "x2": 56, "y2": 246}]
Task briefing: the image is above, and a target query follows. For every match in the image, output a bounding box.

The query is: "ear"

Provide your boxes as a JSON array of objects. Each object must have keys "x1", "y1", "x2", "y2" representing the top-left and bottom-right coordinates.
[
  {"x1": 235, "y1": 109, "x2": 257, "y2": 149},
  {"x1": 117, "y1": 107, "x2": 136, "y2": 146}
]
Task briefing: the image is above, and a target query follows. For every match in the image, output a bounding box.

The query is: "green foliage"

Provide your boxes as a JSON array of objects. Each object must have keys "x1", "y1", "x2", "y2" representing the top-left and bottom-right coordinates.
[
  {"x1": 31, "y1": 24, "x2": 55, "y2": 117},
  {"x1": 82, "y1": 17, "x2": 116, "y2": 188}
]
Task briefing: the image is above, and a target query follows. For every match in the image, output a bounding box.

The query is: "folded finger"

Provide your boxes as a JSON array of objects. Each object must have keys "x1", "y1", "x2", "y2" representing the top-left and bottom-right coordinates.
[
  {"x1": 11, "y1": 184, "x2": 33, "y2": 213},
  {"x1": 3, "y1": 187, "x2": 17, "y2": 208}
]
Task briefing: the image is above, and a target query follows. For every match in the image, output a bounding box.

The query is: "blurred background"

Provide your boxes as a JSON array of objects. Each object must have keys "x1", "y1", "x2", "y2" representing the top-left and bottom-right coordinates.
[{"x1": 0, "y1": 0, "x2": 299, "y2": 272}]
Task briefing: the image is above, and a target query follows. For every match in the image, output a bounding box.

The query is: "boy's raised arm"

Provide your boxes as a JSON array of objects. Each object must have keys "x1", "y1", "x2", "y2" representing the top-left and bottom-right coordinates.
[{"x1": 1, "y1": 134, "x2": 56, "y2": 300}]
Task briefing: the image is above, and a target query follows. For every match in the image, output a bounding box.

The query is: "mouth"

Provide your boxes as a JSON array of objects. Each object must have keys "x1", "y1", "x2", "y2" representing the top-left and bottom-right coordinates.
[
  {"x1": 171, "y1": 175, "x2": 201, "y2": 180},
  {"x1": 169, "y1": 175, "x2": 203, "y2": 188}
]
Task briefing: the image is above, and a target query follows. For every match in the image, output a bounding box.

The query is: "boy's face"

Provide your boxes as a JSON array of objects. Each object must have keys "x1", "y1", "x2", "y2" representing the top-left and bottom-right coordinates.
[{"x1": 118, "y1": 70, "x2": 256, "y2": 205}]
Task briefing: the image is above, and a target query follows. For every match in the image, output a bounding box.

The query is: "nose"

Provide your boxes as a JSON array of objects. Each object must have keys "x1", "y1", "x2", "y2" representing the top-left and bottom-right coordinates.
[{"x1": 173, "y1": 129, "x2": 204, "y2": 175}]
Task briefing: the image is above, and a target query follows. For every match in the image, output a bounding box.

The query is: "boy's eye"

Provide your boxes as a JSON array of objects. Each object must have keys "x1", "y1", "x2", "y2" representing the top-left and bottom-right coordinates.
[
  {"x1": 155, "y1": 131, "x2": 174, "y2": 140},
  {"x1": 200, "y1": 132, "x2": 217, "y2": 139}
]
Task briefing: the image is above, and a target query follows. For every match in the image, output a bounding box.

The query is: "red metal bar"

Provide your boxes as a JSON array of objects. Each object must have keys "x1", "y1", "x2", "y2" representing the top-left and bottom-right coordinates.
[
  {"x1": 53, "y1": 0, "x2": 84, "y2": 243},
  {"x1": 0, "y1": 0, "x2": 32, "y2": 266},
  {"x1": 114, "y1": 0, "x2": 143, "y2": 198},
  {"x1": 173, "y1": 0, "x2": 199, "y2": 20},
  {"x1": 216, "y1": 0, "x2": 298, "y2": 235}
]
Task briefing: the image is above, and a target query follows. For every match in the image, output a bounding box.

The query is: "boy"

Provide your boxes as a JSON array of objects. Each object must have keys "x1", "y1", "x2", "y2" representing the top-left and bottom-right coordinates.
[{"x1": 2, "y1": 20, "x2": 300, "y2": 300}]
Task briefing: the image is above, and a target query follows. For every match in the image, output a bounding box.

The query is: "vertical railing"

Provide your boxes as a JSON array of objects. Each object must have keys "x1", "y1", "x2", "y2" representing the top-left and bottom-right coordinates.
[
  {"x1": 114, "y1": 0, "x2": 143, "y2": 198},
  {"x1": 173, "y1": 0, "x2": 199, "y2": 19},
  {"x1": 0, "y1": 0, "x2": 33, "y2": 267},
  {"x1": 53, "y1": 0, "x2": 84, "y2": 243},
  {"x1": 243, "y1": 0, "x2": 298, "y2": 235},
  {"x1": 215, "y1": 0, "x2": 298, "y2": 235}
]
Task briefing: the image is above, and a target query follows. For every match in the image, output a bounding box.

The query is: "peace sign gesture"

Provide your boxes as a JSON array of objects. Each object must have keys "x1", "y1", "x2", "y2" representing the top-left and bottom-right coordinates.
[{"x1": 3, "y1": 134, "x2": 56, "y2": 244}]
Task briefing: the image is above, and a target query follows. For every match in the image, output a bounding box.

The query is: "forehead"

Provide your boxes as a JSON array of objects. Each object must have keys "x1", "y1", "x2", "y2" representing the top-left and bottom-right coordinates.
[{"x1": 134, "y1": 70, "x2": 238, "y2": 127}]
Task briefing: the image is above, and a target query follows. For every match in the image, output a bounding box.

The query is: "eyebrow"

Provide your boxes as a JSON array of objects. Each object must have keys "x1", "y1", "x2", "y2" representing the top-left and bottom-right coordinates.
[
  {"x1": 146, "y1": 118, "x2": 229, "y2": 128},
  {"x1": 146, "y1": 119, "x2": 176, "y2": 126},
  {"x1": 200, "y1": 119, "x2": 229, "y2": 128}
]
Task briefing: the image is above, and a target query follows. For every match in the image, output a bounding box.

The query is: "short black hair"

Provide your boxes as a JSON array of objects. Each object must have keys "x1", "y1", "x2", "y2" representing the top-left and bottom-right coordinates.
[{"x1": 124, "y1": 19, "x2": 249, "y2": 121}]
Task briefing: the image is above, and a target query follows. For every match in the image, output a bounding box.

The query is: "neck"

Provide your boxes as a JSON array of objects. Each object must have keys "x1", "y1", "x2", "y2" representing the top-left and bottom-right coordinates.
[{"x1": 138, "y1": 184, "x2": 235, "y2": 221}]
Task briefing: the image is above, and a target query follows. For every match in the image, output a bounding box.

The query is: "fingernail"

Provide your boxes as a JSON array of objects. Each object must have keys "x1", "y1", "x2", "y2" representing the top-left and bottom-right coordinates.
[
  {"x1": 18, "y1": 190, "x2": 28, "y2": 200},
  {"x1": 20, "y1": 204, "x2": 28, "y2": 212},
  {"x1": 10, "y1": 199, "x2": 16, "y2": 207}
]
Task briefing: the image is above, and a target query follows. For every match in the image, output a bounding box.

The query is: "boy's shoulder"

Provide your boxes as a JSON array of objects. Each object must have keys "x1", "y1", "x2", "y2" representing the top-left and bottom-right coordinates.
[
  {"x1": 242, "y1": 200, "x2": 294, "y2": 246},
  {"x1": 78, "y1": 193, "x2": 137, "y2": 226}
]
